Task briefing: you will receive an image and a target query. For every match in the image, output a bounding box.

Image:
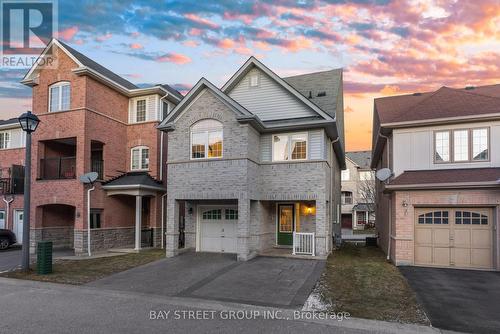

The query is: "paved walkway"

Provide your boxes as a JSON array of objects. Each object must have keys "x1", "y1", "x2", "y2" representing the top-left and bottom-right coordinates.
[
  {"x1": 400, "y1": 266, "x2": 500, "y2": 334},
  {"x1": 88, "y1": 252, "x2": 325, "y2": 308},
  {"x1": 0, "y1": 277, "x2": 450, "y2": 334}
]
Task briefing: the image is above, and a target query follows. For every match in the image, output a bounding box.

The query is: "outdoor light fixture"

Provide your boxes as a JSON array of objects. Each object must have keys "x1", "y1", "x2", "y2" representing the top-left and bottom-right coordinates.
[
  {"x1": 18, "y1": 111, "x2": 40, "y2": 272},
  {"x1": 18, "y1": 110, "x2": 40, "y2": 133},
  {"x1": 402, "y1": 200, "x2": 409, "y2": 207}
]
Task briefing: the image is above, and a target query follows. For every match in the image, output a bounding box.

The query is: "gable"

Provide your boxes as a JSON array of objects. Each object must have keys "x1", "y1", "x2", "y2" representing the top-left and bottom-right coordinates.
[{"x1": 227, "y1": 67, "x2": 318, "y2": 121}]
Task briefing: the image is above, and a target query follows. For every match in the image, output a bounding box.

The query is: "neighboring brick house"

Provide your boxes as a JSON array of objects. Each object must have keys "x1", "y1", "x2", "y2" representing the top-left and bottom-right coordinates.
[
  {"x1": 0, "y1": 118, "x2": 25, "y2": 247},
  {"x1": 159, "y1": 57, "x2": 345, "y2": 260},
  {"x1": 20, "y1": 39, "x2": 182, "y2": 254},
  {"x1": 372, "y1": 84, "x2": 500, "y2": 271},
  {"x1": 340, "y1": 151, "x2": 375, "y2": 231}
]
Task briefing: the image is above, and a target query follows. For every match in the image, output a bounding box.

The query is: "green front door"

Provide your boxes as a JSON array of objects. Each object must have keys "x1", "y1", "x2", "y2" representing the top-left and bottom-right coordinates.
[{"x1": 277, "y1": 204, "x2": 294, "y2": 245}]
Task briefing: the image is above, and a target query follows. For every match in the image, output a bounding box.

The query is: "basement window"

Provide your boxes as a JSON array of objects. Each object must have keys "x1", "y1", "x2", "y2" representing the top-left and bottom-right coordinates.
[{"x1": 317, "y1": 91, "x2": 326, "y2": 97}]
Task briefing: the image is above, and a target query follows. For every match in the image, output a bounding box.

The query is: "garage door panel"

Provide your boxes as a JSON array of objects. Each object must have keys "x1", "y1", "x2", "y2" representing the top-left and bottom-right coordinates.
[
  {"x1": 201, "y1": 237, "x2": 222, "y2": 252},
  {"x1": 433, "y1": 247, "x2": 450, "y2": 266},
  {"x1": 415, "y1": 246, "x2": 432, "y2": 265},
  {"x1": 414, "y1": 208, "x2": 493, "y2": 270},
  {"x1": 433, "y1": 229, "x2": 450, "y2": 247},
  {"x1": 200, "y1": 206, "x2": 237, "y2": 254},
  {"x1": 471, "y1": 230, "x2": 491, "y2": 248},
  {"x1": 471, "y1": 249, "x2": 492, "y2": 268}
]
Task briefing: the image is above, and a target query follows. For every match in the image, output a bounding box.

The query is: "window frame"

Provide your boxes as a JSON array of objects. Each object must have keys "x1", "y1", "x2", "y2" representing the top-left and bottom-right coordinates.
[
  {"x1": 190, "y1": 119, "x2": 223, "y2": 160},
  {"x1": 48, "y1": 81, "x2": 71, "y2": 112},
  {"x1": 271, "y1": 132, "x2": 308, "y2": 162},
  {"x1": 433, "y1": 127, "x2": 490, "y2": 164},
  {"x1": 0, "y1": 131, "x2": 11, "y2": 149},
  {"x1": 341, "y1": 191, "x2": 353, "y2": 205},
  {"x1": 341, "y1": 169, "x2": 350, "y2": 181},
  {"x1": 130, "y1": 146, "x2": 150, "y2": 171},
  {"x1": 135, "y1": 99, "x2": 147, "y2": 123},
  {"x1": 249, "y1": 73, "x2": 260, "y2": 87},
  {"x1": 89, "y1": 209, "x2": 102, "y2": 229}
]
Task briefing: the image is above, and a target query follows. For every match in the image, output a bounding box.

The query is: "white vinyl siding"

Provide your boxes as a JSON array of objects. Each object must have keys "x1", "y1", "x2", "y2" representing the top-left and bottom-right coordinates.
[
  {"x1": 228, "y1": 68, "x2": 317, "y2": 121},
  {"x1": 393, "y1": 121, "x2": 500, "y2": 177},
  {"x1": 129, "y1": 95, "x2": 161, "y2": 123},
  {"x1": 0, "y1": 128, "x2": 25, "y2": 149},
  {"x1": 260, "y1": 129, "x2": 326, "y2": 162}
]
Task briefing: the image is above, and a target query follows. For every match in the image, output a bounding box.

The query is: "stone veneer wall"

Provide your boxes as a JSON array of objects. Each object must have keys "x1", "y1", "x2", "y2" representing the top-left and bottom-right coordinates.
[{"x1": 74, "y1": 227, "x2": 135, "y2": 254}]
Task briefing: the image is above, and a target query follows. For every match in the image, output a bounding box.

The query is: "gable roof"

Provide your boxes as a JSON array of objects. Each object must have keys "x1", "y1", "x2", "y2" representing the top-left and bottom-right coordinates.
[
  {"x1": 346, "y1": 151, "x2": 372, "y2": 170},
  {"x1": 0, "y1": 118, "x2": 19, "y2": 127},
  {"x1": 283, "y1": 69, "x2": 342, "y2": 118},
  {"x1": 158, "y1": 78, "x2": 254, "y2": 131},
  {"x1": 371, "y1": 84, "x2": 500, "y2": 168},
  {"x1": 375, "y1": 85, "x2": 500, "y2": 125},
  {"x1": 21, "y1": 39, "x2": 182, "y2": 102},
  {"x1": 102, "y1": 171, "x2": 165, "y2": 192},
  {"x1": 221, "y1": 56, "x2": 335, "y2": 122}
]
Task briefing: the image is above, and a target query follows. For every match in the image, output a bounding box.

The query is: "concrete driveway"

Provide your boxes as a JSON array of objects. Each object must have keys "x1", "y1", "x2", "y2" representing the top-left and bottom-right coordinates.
[
  {"x1": 88, "y1": 252, "x2": 325, "y2": 308},
  {"x1": 400, "y1": 267, "x2": 500, "y2": 334}
]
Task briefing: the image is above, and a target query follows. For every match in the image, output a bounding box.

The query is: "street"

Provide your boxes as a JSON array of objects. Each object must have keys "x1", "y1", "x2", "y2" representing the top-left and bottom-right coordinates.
[{"x1": 0, "y1": 278, "x2": 441, "y2": 334}]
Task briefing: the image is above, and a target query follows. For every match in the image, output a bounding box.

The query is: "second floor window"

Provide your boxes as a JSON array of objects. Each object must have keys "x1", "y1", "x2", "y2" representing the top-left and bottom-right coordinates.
[
  {"x1": 359, "y1": 171, "x2": 373, "y2": 181},
  {"x1": 435, "y1": 128, "x2": 489, "y2": 163},
  {"x1": 131, "y1": 146, "x2": 149, "y2": 170},
  {"x1": 191, "y1": 119, "x2": 223, "y2": 159},
  {"x1": 273, "y1": 133, "x2": 307, "y2": 161},
  {"x1": 0, "y1": 132, "x2": 10, "y2": 149},
  {"x1": 136, "y1": 99, "x2": 146, "y2": 122},
  {"x1": 341, "y1": 169, "x2": 350, "y2": 181},
  {"x1": 341, "y1": 191, "x2": 353, "y2": 205},
  {"x1": 49, "y1": 82, "x2": 71, "y2": 112}
]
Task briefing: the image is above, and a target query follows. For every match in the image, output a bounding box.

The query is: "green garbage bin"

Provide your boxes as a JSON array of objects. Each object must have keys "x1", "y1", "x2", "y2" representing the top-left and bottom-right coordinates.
[{"x1": 37, "y1": 241, "x2": 53, "y2": 274}]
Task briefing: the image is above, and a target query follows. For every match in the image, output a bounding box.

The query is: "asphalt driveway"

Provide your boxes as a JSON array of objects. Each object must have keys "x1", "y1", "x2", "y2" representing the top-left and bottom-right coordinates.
[
  {"x1": 0, "y1": 248, "x2": 22, "y2": 272},
  {"x1": 400, "y1": 267, "x2": 500, "y2": 334},
  {"x1": 88, "y1": 252, "x2": 325, "y2": 308}
]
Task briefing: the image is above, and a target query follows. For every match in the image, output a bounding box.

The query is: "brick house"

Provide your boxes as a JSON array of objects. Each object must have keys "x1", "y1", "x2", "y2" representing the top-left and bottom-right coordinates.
[
  {"x1": 372, "y1": 85, "x2": 500, "y2": 271},
  {"x1": 0, "y1": 118, "x2": 25, "y2": 246},
  {"x1": 340, "y1": 151, "x2": 375, "y2": 231},
  {"x1": 159, "y1": 57, "x2": 345, "y2": 260},
  {"x1": 20, "y1": 39, "x2": 182, "y2": 254}
]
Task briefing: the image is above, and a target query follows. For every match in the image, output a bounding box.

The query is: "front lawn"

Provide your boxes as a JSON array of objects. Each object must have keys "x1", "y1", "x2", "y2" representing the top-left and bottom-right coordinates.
[
  {"x1": 353, "y1": 228, "x2": 376, "y2": 235},
  {"x1": 315, "y1": 244, "x2": 429, "y2": 324},
  {"x1": 0, "y1": 249, "x2": 165, "y2": 285}
]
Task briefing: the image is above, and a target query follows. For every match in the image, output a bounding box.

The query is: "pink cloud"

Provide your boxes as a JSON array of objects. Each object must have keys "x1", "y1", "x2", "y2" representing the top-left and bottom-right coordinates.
[
  {"x1": 130, "y1": 43, "x2": 143, "y2": 49},
  {"x1": 95, "y1": 33, "x2": 112, "y2": 42},
  {"x1": 217, "y1": 38, "x2": 234, "y2": 49},
  {"x1": 189, "y1": 28, "x2": 203, "y2": 36},
  {"x1": 182, "y1": 40, "x2": 199, "y2": 47},
  {"x1": 156, "y1": 53, "x2": 192, "y2": 65},
  {"x1": 184, "y1": 13, "x2": 219, "y2": 29},
  {"x1": 58, "y1": 26, "x2": 78, "y2": 41}
]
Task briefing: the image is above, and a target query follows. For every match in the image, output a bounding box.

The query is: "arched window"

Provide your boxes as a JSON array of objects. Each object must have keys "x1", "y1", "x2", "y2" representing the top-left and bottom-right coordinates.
[
  {"x1": 190, "y1": 119, "x2": 223, "y2": 159},
  {"x1": 49, "y1": 81, "x2": 71, "y2": 112},
  {"x1": 417, "y1": 211, "x2": 449, "y2": 224},
  {"x1": 131, "y1": 146, "x2": 149, "y2": 171}
]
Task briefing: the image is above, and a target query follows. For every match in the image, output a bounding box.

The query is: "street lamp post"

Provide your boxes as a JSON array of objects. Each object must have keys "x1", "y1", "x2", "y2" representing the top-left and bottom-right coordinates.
[{"x1": 18, "y1": 111, "x2": 40, "y2": 272}]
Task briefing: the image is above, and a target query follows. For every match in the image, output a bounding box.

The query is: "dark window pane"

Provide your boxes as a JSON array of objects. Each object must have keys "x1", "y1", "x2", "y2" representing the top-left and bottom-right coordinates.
[
  {"x1": 455, "y1": 211, "x2": 462, "y2": 218},
  {"x1": 471, "y1": 218, "x2": 480, "y2": 225},
  {"x1": 434, "y1": 211, "x2": 441, "y2": 218},
  {"x1": 472, "y1": 212, "x2": 480, "y2": 218},
  {"x1": 435, "y1": 218, "x2": 441, "y2": 224},
  {"x1": 463, "y1": 218, "x2": 471, "y2": 224},
  {"x1": 443, "y1": 211, "x2": 449, "y2": 217},
  {"x1": 425, "y1": 218, "x2": 432, "y2": 224},
  {"x1": 463, "y1": 211, "x2": 471, "y2": 218},
  {"x1": 481, "y1": 218, "x2": 488, "y2": 225},
  {"x1": 418, "y1": 217, "x2": 425, "y2": 224},
  {"x1": 442, "y1": 218, "x2": 449, "y2": 224}
]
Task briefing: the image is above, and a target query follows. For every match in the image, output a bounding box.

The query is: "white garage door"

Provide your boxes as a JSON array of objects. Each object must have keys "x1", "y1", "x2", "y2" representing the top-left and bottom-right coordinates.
[
  {"x1": 199, "y1": 207, "x2": 237, "y2": 253},
  {"x1": 415, "y1": 208, "x2": 493, "y2": 270}
]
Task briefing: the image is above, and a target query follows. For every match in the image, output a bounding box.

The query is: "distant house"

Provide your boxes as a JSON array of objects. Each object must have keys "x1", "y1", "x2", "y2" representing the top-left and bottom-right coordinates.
[
  {"x1": 341, "y1": 151, "x2": 375, "y2": 231},
  {"x1": 372, "y1": 84, "x2": 500, "y2": 271}
]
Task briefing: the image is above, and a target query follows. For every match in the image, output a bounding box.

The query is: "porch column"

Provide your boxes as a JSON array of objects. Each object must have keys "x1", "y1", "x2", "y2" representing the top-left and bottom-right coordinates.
[
  {"x1": 353, "y1": 210, "x2": 357, "y2": 229},
  {"x1": 315, "y1": 200, "x2": 327, "y2": 257},
  {"x1": 165, "y1": 198, "x2": 179, "y2": 257},
  {"x1": 365, "y1": 211, "x2": 369, "y2": 224},
  {"x1": 135, "y1": 195, "x2": 142, "y2": 251}
]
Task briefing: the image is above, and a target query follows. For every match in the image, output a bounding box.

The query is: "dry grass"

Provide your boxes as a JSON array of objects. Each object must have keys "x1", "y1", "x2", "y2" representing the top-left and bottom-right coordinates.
[
  {"x1": 316, "y1": 244, "x2": 429, "y2": 324},
  {"x1": 0, "y1": 249, "x2": 165, "y2": 285}
]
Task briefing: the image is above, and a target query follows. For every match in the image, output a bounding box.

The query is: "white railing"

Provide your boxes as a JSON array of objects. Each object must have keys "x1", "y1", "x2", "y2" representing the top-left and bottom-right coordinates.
[{"x1": 292, "y1": 232, "x2": 315, "y2": 256}]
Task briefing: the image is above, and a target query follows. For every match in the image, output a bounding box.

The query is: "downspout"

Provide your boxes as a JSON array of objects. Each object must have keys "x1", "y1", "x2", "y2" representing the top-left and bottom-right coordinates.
[
  {"x1": 331, "y1": 135, "x2": 340, "y2": 249},
  {"x1": 87, "y1": 185, "x2": 95, "y2": 257},
  {"x1": 161, "y1": 193, "x2": 167, "y2": 249},
  {"x1": 378, "y1": 131, "x2": 391, "y2": 260},
  {"x1": 3, "y1": 196, "x2": 14, "y2": 230},
  {"x1": 159, "y1": 93, "x2": 170, "y2": 181}
]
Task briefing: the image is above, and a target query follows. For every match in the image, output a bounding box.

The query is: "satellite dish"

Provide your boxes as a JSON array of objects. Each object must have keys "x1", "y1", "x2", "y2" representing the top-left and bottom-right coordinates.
[
  {"x1": 79, "y1": 172, "x2": 98, "y2": 184},
  {"x1": 376, "y1": 168, "x2": 392, "y2": 182}
]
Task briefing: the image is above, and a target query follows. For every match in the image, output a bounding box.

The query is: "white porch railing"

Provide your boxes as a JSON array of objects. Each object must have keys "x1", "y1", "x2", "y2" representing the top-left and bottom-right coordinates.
[{"x1": 292, "y1": 232, "x2": 315, "y2": 256}]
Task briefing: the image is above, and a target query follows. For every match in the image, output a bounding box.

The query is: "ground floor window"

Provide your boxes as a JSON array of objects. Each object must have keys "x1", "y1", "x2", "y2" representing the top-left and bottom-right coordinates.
[{"x1": 90, "y1": 209, "x2": 102, "y2": 229}]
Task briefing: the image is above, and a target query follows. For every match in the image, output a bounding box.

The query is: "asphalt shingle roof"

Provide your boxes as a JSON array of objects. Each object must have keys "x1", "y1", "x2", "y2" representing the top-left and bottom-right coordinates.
[
  {"x1": 159, "y1": 84, "x2": 184, "y2": 100},
  {"x1": 0, "y1": 118, "x2": 19, "y2": 126},
  {"x1": 103, "y1": 172, "x2": 164, "y2": 188},
  {"x1": 284, "y1": 69, "x2": 342, "y2": 119},
  {"x1": 347, "y1": 151, "x2": 372, "y2": 169},
  {"x1": 58, "y1": 40, "x2": 138, "y2": 90}
]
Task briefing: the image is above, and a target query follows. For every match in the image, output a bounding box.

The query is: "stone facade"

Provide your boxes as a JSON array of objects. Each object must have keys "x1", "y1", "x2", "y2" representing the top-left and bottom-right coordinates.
[{"x1": 166, "y1": 89, "x2": 339, "y2": 260}]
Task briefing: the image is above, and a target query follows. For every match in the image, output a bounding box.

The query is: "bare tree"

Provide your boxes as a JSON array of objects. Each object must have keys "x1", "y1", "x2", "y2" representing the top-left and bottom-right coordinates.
[{"x1": 358, "y1": 177, "x2": 376, "y2": 206}]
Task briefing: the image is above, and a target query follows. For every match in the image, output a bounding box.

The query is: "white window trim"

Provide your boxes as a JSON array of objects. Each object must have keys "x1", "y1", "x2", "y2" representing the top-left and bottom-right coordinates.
[
  {"x1": 434, "y1": 127, "x2": 490, "y2": 164},
  {"x1": 135, "y1": 99, "x2": 147, "y2": 123},
  {"x1": 48, "y1": 81, "x2": 71, "y2": 112},
  {"x1": 271, "y1": 132, "x2": 309, "y2": 162},
  {"x1": 249, "y1": 73, "x2": 260, "y2": 87},
  {"x1": 130, "y1": 146, "x2": 149, "y2": 171},
  {"x1": 0, "y1": 131, "x2": 11, "y2": 149},
  {"x1": 190, "y1": 120, "x2": 224, "y2": 160}
]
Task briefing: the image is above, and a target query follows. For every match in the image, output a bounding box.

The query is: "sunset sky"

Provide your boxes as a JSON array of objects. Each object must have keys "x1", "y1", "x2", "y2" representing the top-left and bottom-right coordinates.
[{"x1": 1, "y1": 0, "x2": 499, "y2": 151}]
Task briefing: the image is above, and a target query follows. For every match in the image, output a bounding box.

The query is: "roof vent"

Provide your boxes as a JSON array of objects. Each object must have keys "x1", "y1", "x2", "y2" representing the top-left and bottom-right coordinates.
[
  {"x1": 412, "y1": 92, "x2": 422, "y2": 96},
  {"x1": 317, "y1": 91, "x2": 326, "y2": 97},
  {"x1": 308, "y1": 91, "x2": 312, "y2": 99},
  {"x1": 465, "y1": 86, "x2": 475, "y2": 90}
]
